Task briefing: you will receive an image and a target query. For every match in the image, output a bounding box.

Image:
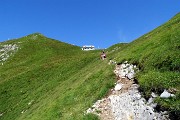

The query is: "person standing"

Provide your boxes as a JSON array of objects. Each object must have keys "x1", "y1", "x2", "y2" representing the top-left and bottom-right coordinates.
[{"x1": 100, "y1": 51, "x2": 106, "y2": 60}]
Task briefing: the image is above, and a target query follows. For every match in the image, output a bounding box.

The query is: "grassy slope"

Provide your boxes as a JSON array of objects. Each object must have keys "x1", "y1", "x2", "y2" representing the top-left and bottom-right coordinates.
[
  {"x1": 0, "y1": 33, "x2": 115, "y2": 120},
  {"x1": 1, "y1": 13, "x2": 179, "y2": 120},
  {"x1": 107, "y1": 13, "x2": 180, "y2": 116}
]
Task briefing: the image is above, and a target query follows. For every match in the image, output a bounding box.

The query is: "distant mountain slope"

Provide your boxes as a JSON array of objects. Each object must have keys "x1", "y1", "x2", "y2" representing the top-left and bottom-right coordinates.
[
  {"x1": 108, "y1": 13, "x2": 180, "y2": 118},
  {"x1": 0, "y1": 33, "x2": 115, "y2": 120}
]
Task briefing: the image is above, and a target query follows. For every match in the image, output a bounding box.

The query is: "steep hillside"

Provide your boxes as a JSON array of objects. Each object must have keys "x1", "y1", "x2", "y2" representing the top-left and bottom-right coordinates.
[
  {"x1": 1, "y1": 13, "x2": 179, "y2": 120},
  {"x1": 108, "y1": 13, "x2": 180, "y2": 117},
  {"x1": 0, "y1": 33, "x2": 115, "y2": 120}
]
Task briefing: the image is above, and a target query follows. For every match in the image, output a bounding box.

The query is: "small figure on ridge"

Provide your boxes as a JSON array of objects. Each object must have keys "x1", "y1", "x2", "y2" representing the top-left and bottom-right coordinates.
[{"x1": 100, "y1": 51, "x2": 106, "y2": 60}]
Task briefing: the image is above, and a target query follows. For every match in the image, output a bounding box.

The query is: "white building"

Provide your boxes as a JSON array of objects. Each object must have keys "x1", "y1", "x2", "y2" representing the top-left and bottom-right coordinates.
[{"x1": 82, "y1": 45, "x2": 95, "y2": 51}]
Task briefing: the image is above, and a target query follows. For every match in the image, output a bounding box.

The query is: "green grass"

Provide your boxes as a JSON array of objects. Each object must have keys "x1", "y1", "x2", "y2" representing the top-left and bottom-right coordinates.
[
  {"x1": 107, "y1": 12, "x2": 180, "y2": 115},
  {"x1": 0, "y1": 13, "x2": 180, "y2": 120},
  {"x1": 0, "y1": 33, "x2": 115, "y2": 120},
  {"x1": 83, "y1": 113, "x2": 99, "y2": 120}
]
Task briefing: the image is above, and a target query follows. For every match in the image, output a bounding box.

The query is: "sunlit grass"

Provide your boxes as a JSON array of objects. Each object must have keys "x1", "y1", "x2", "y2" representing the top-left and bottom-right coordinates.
[
  {"x1": 107, "y1": 13, "x2": 180, "y2": 115},
  {"x1": 0, "y1": 34, "x2": 115, "y2": 120},
  {"x1": 0, "y1": 13, "x2": 180, "y2": 120}
]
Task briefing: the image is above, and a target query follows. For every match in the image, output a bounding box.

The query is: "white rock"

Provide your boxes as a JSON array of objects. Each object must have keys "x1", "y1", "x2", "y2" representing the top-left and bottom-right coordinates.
[
  {"x1": 92, "y1": 104, "x2": 97, "y2": 108},
  {"x1": 0, "y1": 113, "x2": 3, "y2": 116},
  {"x1": 86, "y1": 108, "x2": 92, "y2": 113},
  {"x1": 119, "y1": 71, "x2": 126, "y2": 77},
  {"x1": 170, "y1": 94, "x2": 175, "y2": 97},
  {"x1": 147, "y1": 97, "x2": 154, "y2": 105},
  {"x1": 121, "y1": 76, "x2": 126, "y2": 79},
  {"x1": 150, "y1": 103, "x2": 157, "y2": 108},
  {"x1": 121, "y1": 64, "x2": 126, "y2": 68},
  {"x1": 151, "y1": 92, "x2": 158, "y2": 98},
  {"x1": 160, "y1": 89, "x2": 171, "y2": 98},
  {"x1": 127, "y1": 72, "x2": 134, "y2": 80},
  {"x1": 114, "y1": 83, "x2": 122, "y2": 91},
  {"x1": 124, "y1": 61, "x2": 128, "y2": 64}
]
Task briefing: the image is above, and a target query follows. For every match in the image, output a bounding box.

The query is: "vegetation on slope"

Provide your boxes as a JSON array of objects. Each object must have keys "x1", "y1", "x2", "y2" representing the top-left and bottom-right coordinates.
[
  {"x1": 0, "y1": 13, "x2": 179, "y2": 120},
  {"x1": 107, "y1": 13, "x2": 180, "y2": 118},
  {"x1": 0, "y1": 33, "x2": 115, "y2": 120}
]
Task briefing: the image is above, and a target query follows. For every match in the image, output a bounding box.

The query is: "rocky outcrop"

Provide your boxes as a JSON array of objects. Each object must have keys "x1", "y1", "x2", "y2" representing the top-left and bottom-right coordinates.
[
  {"x1": 114, "y1": 61, "x2": 138, "y2": 80},
  {"x1": 0, "y1": 44, "x2": 19, "y2": 64}
]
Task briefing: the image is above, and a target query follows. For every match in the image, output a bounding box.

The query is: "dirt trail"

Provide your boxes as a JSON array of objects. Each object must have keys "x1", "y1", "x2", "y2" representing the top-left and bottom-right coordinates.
[
  {"x1": 86, "y1": 64, "x2": 135, "y2": 120},
  {"x1": 86, "y1": 64, "x2": 169, "y2": 120},
  {"x1": 98, "y1": 77, "x2": 134, "y2": 120}
]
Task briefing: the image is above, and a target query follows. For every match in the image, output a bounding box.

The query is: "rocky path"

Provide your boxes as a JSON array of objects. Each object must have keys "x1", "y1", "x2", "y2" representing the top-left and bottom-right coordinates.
[{"x1": 86, "y1": 63, "x2": 170, "y2": 120}]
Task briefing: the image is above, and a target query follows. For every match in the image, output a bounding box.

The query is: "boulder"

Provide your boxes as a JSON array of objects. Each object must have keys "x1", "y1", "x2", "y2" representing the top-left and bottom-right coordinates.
[
  {"x1": 160, "y1": 89, "x2": 175, "y2": 98},
  {"x1": 114, "y1": 84, "x2": 122, "y2": 91}
]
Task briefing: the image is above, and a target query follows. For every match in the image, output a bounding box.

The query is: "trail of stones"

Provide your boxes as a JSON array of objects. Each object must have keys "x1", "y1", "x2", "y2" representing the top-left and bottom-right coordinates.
[{"x1": 86, "y1": 63, "x2": 169, "y2": 120}]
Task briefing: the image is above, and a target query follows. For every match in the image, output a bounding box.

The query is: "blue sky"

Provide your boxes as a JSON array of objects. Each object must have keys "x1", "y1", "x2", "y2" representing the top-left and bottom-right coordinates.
[{"x1": 0, "y1": 0, "x2": 179, "y2": 48}]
